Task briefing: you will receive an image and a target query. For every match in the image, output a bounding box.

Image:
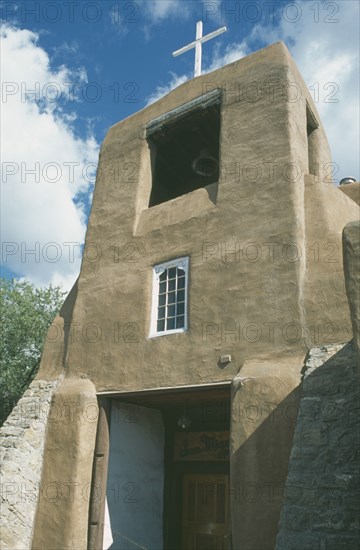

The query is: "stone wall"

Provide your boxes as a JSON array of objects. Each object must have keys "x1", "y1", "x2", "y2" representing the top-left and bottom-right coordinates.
[
  {"x1": 343, "y1": 221, "x2": 360, "y2": 366},
  {"x1": 276, "y1": 342, "x2": 360, "y2": 550},
  {"x1": 0, "y1": 378, "x2": 61, "y2": 550}
]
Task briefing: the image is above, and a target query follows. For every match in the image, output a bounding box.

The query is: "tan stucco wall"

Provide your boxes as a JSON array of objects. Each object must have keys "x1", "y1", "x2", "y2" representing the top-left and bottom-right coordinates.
[
  {"x1": 284, "y1": 56, "x2": 360, "y2": 348},
  {"x1": 37, "y1": 41, "x2": 356, "y2": 394},
  {"x1": 230, "y1": 358, "x2": 302, "y2": 550},
  {"x1": 303, "y1": 176, "x2": 359, "y2": 346},
  {"x1": 339, "y1": 182, "x2": 360, "y2": 206},
  {"x1": 32, "y1": 379, "x2": 98, "y2": 550}
]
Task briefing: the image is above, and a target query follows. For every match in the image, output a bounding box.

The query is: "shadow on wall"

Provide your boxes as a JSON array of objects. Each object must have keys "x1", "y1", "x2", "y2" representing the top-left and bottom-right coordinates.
[
  {"x1": 230, "y1": 383, "x2": 301, "y2": 550},
  {"x1": 60, "y1": 278, "x2": 78, "y2": 368},
  {"x1": 36, "y1": 278, "x2": 78, "y2": 381},
  {"x1": 276, "y1": 341, "x2": 360, "y2": 550}
]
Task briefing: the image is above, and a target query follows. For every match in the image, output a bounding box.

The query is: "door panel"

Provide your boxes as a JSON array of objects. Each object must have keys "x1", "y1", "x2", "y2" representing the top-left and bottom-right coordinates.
[{"x1": 182, "y1": 474, "x2": 229, "y2": 550}]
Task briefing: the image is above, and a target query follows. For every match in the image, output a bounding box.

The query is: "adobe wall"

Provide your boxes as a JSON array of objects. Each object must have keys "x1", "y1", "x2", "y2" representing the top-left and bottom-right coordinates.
[
  {"x1": 35, "y1": 41, "x2": 353, "y2": 394},
  {"x1": 339, "y1": 182, "x2": 360, "y2": 206},
  {"x1": 284, "y1": 51, "x2": 360, "y2": 348},
  {"x1": 302, "y1": 177, "x2": 359, "y2": 347},
  {"x1": 31, "y1": 379, "x2": 98, "y2": 550}
]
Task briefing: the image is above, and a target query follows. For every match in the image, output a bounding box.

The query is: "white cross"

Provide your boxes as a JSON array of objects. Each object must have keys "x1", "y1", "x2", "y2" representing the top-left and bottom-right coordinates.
[{"x1": 172, "y1": 21, "x2": 227, "y2": 78}]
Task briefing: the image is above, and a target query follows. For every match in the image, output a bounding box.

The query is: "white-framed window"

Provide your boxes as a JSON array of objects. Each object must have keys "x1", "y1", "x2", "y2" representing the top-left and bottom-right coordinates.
[{"x1": 150, "y1": 257, "x2": 189, "y2": 337}]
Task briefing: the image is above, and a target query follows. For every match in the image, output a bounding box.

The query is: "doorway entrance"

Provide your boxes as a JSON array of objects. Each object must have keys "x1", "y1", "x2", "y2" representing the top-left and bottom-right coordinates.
[
  {"x1": 163, "y1": 388, "x2": 231, "y2": 550},
  {"x1": 182, "y1": 473, "x2": 229, "y2": 549},
  {"x1": 98, "y1": 383, "x2": 231, "y2": 550}
]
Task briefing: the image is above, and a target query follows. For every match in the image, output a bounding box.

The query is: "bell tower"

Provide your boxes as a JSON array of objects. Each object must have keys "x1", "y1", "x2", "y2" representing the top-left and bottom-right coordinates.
[{"x1": 29, "y1": 41, "x2": 359, "y2": 550}]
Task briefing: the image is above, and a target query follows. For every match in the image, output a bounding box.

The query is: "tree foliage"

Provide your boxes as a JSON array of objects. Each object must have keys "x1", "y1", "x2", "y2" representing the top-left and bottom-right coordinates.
[{"x1": 0, "y1": 278, "x2": 66, "y2": 425}]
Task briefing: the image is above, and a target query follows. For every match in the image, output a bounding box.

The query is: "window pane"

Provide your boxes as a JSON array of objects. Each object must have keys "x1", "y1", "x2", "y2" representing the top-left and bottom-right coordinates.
[
  {"x1": 159, "y1": 282, "x2": 166, "y2": 294},
  {"x1": 167, "y1": 317, "x2": 175, "y2": 330},
  {"x1": 176, "y1": 316, "x2": 185, "y2": 329},
  {"x1": 168, "y1": 267, "x2": 177, "y2": 279},
  {"x1": 158, "y1": 294, "x2": 166, "y2": 306},
  {"x1": 168, "y1": 278, "x2": 176, "y2": 291},
  {"x1": 177, "y1": 290, "x2": 185, "y2": 302},
  {"x1": 177, "y1": 276, "x2": 185, "y2": 289},
  {"x1": 168, "y1": 291, "x2": 176, "y2": 304},
  {"x1": 157, "y1": 319, "x2": 165, "y2": 332},
  {"x1": 177, "y1": 302, "x2": 185, "y2": 315},
  {"x1": 159, "y1": 271, "x2": 167, "y2": 282},
  {"x1": 158, "y1": 306, "x2": 166, "y2": 319},
  {"x1": 167, "y1": 305, "x2": 176, "y2": 317}
]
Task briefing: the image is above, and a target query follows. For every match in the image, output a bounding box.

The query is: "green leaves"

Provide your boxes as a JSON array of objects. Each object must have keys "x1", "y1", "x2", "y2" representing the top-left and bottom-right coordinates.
[{"x1": 0, "y1": 278, "x2": 66, "y2": 425}]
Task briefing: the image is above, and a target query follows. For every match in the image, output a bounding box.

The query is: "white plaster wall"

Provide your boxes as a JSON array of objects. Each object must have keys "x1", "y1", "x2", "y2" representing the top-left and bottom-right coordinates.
[{"x1": 104, "y1": 402, "x2": 165, "y2": 550}]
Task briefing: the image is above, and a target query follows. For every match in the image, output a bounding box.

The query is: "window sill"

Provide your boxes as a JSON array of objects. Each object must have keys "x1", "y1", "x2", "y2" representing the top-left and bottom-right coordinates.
[
  {"x1": 135, "y1": 183, "x2": 217, "y2": 237},
  {"x1": 149, "y1": 327, "x2": 188, "y2": 339}
]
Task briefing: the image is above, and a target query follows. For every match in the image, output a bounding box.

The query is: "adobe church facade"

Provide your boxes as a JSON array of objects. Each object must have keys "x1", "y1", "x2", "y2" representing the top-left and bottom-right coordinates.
[{"x1": 1, "y1": 41, "x2": 359, "y2": 550}]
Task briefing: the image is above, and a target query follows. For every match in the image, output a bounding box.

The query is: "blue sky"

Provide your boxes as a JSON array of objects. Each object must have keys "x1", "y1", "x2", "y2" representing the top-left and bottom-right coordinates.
[{"x1": 1, "y1": 0, "x2": 359, "y2": 289}]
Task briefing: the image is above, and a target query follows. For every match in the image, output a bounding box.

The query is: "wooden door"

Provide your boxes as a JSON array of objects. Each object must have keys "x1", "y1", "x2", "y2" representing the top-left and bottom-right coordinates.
[{"x1": 182, "y1": 473, "x2": 229, "y2": 550}]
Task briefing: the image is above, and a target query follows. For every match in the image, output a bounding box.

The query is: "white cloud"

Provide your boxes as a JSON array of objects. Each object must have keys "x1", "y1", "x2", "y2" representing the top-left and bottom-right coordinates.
[
  {"x1": 144, "y1": 0, "x2": 189, "y2": 22},
  {"x1": 132, "y1": 0, "x2": 192, "y2": 39},
  {"x1": 141, "y1": 0, "x2": 190, "y2": 24},
  {"x1": 111, "y1": 0, "x2": 191, "y2": 34},
  {"x1": 0, "y1": 24, "x2": 99, "y2": 290},
  {"x1": 205, "y1": 41, "x2": 249, "y2": 72},
  {"x1": 145, "y1": 72, "x2": 189, "y2": 105}
]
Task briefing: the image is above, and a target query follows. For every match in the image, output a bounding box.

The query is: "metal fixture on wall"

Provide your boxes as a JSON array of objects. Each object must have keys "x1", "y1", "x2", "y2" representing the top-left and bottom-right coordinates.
[{"x1": 340, "y1": 177, "x2": 356, "y2": 186}]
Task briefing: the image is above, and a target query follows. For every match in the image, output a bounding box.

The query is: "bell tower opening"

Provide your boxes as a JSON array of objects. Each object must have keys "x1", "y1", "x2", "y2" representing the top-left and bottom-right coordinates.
[
  {"x1": 147, "y1": 95, "x2": 221, "y2": 207},
  {"x1": 306, "y1": 104, "x2": 319, "y2": 176}
]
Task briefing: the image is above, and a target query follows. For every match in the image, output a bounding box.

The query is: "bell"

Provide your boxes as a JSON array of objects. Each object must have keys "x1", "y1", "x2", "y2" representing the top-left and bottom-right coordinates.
[
  {"x1": 178, "y1": 414, "x2": 191, "y2": 430},
  {"x1": 178, "y1": 405, "x2": 191, "y2": 429},
  {"x1": 192, "y1": 148, "x2": 219, "y2": 178}
]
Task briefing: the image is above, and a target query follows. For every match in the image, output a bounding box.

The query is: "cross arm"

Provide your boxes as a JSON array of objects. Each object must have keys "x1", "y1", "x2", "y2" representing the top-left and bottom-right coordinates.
[
  {"x1": 172, "y1": 26, "x2": 227, "y2": 57},
  {"x1": 199, "y1": 26, "x2": 227, "y2": 46},
  {"x1": 172, "y1": 40, "x2": 198, "y2": 57}
]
